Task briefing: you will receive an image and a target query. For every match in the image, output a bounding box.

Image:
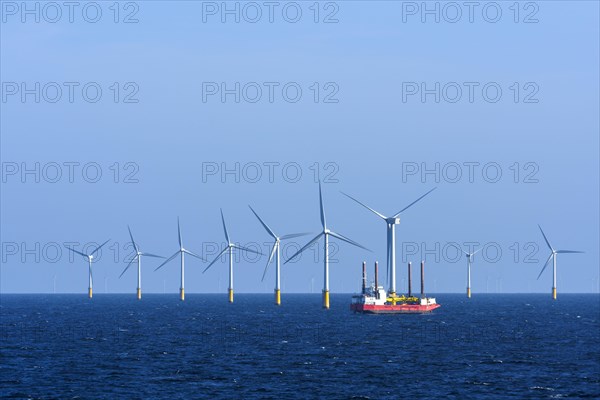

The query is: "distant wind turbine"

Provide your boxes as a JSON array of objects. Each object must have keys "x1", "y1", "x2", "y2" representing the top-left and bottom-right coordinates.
[
  {"x1": 537, "y1": 225, "x2": 584, "y2": 300},
  {"x1": 454, "y1": 245, "x2": 482, "y2": 298},
  {"x1": 120, "y1": 225, "x2": 164, "y2": 299},
  {"x1": 65, "y1": 239, "x2": 110, "y2": 298},
  {"x1": 341, "y1": 187, "x2": 436, "y2": 296},
  {"x1": 285, "y1": 182, "x2": 370, "y2": 309},
  {"x1": 203, "y1": 209, "x2": 263, "y2": 303},
  {"x1": 248, "y1": 205, "x2": 310, "y2": 305},
  {"x1": 154, "y1": 218, "x2": 203, "y2": 301}
]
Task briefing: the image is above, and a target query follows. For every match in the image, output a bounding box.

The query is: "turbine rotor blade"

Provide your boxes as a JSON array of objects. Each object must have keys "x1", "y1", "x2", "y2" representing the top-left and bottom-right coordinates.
[
  {"x1": 154, "y1": 250, "x2": 180, "y2": 271},
  {"x1": 140, "y1": 252, "x2": 165, "y2": 258},
  {"x1": 537, "y1": 253, "x2": 554, "y2": 280},
  {"x1": 127, "y1": 225, "x2": 139, "y2": 253},
  {"x1": 280, "y1": 232, "x2": 312, "y2": 240},
  {"x1": 203, "y1": 247, "x2": 229, "y2": 273},
  {"x1": 233, "y1": 245, "x2": 263, "y2": 256},
  {"x1": 537, "y1": 224, "x2": 553, "y2": 251},
  {"x1": 177, "y1": 217, "x2": 182, "y2": 248},
  {"x1": 318, "y1": 181, "x2": 326, "y2": 229},
  {"x1": 340, "y1": 192, "x2": 387, "y2": 220},
  {"x1": 284, "y1": 233, "x2": 323, "y2": 264},
  {"x1": 328, "y1": 231, "x2": 371, "y2": 252},
  {"x1": 220, "y1": 209, "x2": 230, "y2": 244},
  {"x1": 261, "y1": 242, "x2": 278, "y2": 282},
  {"x1": 248, "y1": 205, "x2": 277, "y2": 239},
  {"x1": 119, "y1": 255, "x2": 137, "y2": 279},
  {"x1": 556, "y1": 250, "x2": 584, "y2": 254},
  {"x1": 266, "y1": 242, "x2": 277, "y2": 266},
  {"x1": 91, "y1": 239, "x2": 111, "y2": 256},
  {"x1": 183, "y1": 249, "x2": 206, "y2": 261},
  {"x1": 451, "y1": 243, "x2": 468, "y2": 256},
  {"x1": 393, "y1": 187, "x2": 437, "y2": 217},
  {"x1": 65, "y1": 246, "x2": 88, "y2": 258}
]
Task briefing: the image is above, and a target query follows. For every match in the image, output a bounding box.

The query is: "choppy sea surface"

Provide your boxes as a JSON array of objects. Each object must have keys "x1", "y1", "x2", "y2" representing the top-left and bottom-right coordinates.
[{"x1": 1, "y1": 294, "x2": 599, "y2": 399}]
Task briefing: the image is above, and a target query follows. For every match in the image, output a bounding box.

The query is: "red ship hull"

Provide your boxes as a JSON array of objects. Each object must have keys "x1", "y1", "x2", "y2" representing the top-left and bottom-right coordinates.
[{"x1": 351, "y1": 303, "x2": 441, "y2": 314}]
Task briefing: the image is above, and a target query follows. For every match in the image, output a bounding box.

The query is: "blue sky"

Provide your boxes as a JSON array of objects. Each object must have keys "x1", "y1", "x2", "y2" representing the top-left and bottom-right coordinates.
[{"x1": 1, "y1": 1, "x2": 598, "y2": 294}]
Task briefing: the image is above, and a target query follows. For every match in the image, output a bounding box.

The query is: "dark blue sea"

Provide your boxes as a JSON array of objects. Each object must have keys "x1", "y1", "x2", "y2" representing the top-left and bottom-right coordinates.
[{"x1": 1, "y1": 294, "x2": 599, "y2": 399}]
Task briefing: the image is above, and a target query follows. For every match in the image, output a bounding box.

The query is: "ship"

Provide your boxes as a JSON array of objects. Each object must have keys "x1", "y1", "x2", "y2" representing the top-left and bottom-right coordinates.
[{"x1": 351, "y1": 261, "x2": 440, "y2": 314}]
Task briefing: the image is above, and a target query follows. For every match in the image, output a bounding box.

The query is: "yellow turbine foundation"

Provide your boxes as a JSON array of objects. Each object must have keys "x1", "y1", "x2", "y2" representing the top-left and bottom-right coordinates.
[
  {"x1": 137, "y1": 288, "x2": 142, "y2": 300},
  {"x1": 323, "y1": 290, "x2": 330, "y2": 309},
  {"x1": 88, "y1": 288, "x2": 93, "y2": 298},
  {"x1": 275, "y1": 289, "x2": 281, "y2": 306},
  {"x1": 180, "y1": 288, "x2": 185, "y2": 301},
  {"x1": 228, "y1": 289, "x2": 234, "y2": 303},
  {"x1": 467, "y1": 287, "x2": 471, "y2": 298},
  {"x1": 552, "y1": 287, "x2": 557, "y2": 300}
]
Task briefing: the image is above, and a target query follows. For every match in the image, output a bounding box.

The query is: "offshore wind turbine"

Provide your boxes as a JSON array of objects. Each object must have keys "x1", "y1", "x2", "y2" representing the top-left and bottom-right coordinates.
[
  {"x1": 341, "y1": 187, "x2": 436, "y2": 297},
  {"x1": 285, "y1": 182, "x2": 369, "y2": 309},
  {"x1": 454, "y1": 245, "x2": 482, "y2": 298},
  {"x1": 537, "y1": 225, "x2": 584, "y2": 300},
  {"x1": 248, "y1": 205, "x2": 310, "y2": 306},
  {"x1": 65, "y1": 239, "x2": 110, "y2": 298},
  {"x1": 120, "y1": 225, "x2": 164, "y2": 299},
  {"x1": 154, "y1": 218, "x2": 203, "y2": 301},
  {"x1": 203, "y1": 209, "x2": 263, "y2": 303}
]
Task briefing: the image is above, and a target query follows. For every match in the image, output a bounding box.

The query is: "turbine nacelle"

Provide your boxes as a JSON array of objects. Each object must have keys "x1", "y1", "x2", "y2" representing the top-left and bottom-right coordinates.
[{"x1": 386, "y1": 217, "x2": 401, "y2": 225}]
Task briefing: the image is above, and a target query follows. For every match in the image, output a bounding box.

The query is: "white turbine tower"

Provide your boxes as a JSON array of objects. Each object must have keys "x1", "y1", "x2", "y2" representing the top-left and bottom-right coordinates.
[
  {"x1": 454, "y1": 245, "x2": 482, "y2": 298},
  {"x1": 285, "y1": 182, "x2": 370, "y2": 309},
  {"x1": 248, "y1": 205, "x2": 309, "y2": 306},
  {"x1": 154, "y1": 218, "x2": 203, "y2": 301},
  {"x1": 537, "y1": 225, "x2": 584, "y2": 300},
  {"x1": 65, "y1": 239, "x2": 110, "y2": 298},
  {"x1": 119, "y1": 225, "x2": 164, "y2": 299},
  {"x1": 341, "y1": 187, "x2": 436, "y2": 297},
  {"x1": 203, "y1": 209, "x2": 263, "y2": 303}
]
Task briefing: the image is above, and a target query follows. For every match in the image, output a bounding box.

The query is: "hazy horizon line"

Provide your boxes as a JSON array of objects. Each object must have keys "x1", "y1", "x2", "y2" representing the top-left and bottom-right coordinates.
[{"x1": 1, "y1": 292, "x2": 599, "y2": 295}]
